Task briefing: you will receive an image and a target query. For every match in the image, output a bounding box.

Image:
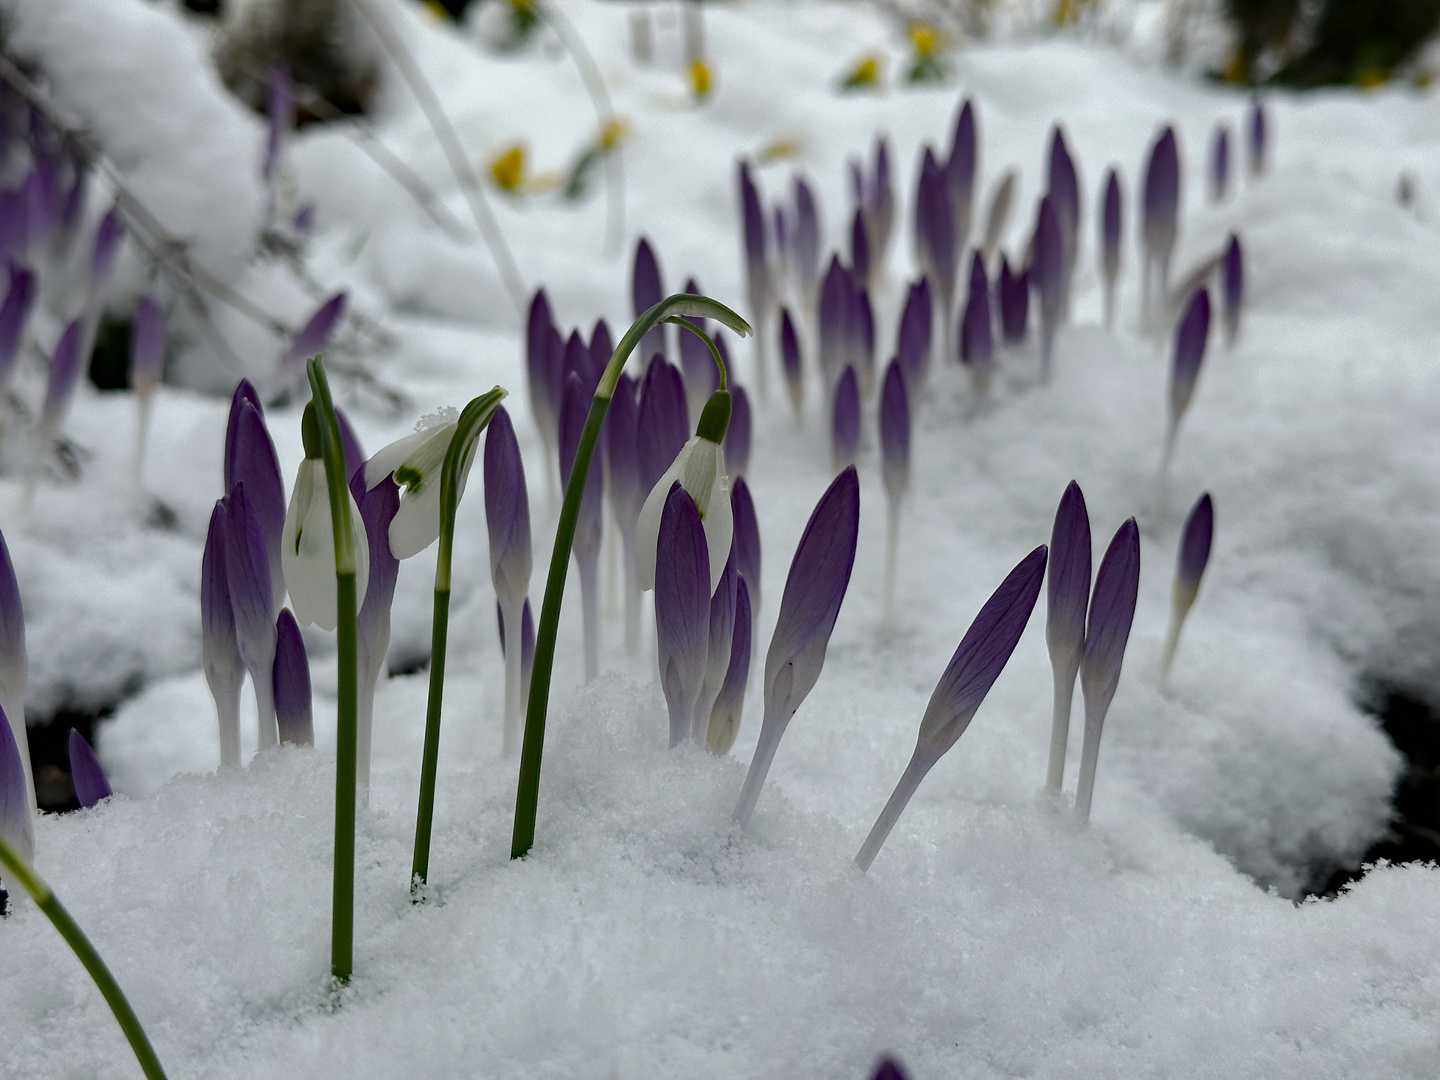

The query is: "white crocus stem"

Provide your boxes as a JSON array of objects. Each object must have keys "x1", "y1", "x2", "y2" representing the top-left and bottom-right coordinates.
[
  {"x1": 733, "y1": 698, "x2": 786, "y2": 829},
  {"x1": 1046, "y1": 649, "x2": 1080, "y2": 792},
  {"x1": 501, "y1": 596, "x2": 525, "y2": 757},
  {"x1": 282, "y1": 459, "x2": 370, "y2": 630},
  {"x1": 855, "y1": 750, "x2": 934, "y2": 872},
  {"x1": 635, "y1": 436, "x2": 732, "y2": 594}
]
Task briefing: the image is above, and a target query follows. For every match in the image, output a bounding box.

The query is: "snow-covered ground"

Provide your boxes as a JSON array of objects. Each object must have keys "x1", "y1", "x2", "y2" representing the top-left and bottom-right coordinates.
[{"x1": 3, "y1": 0, "x2": 1440, "y2": 1075}]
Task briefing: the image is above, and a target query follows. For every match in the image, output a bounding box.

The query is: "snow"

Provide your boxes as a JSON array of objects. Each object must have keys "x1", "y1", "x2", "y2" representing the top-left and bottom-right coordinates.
[{"x1": 2, "y1": 0, "x2": 1439, "y2": 1075}]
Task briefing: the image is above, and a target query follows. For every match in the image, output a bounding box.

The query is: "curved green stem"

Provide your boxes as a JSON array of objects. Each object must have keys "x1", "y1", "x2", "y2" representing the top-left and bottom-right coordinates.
[
  {"x1": 0, "y1": 833, "x2": 169, "y2": 1079},
  {"x1": 511, "y1": 294, "x2": 749, "y2": 860},
  {"x1": 306, "y1": 357, "x2": 360, "y2": 984},
  {"x1": 668, "y1": 315, "x2": 728, "y2": 390},
  {"x1": 411, "y1": 389, "x2": 507, "y2": 897}
]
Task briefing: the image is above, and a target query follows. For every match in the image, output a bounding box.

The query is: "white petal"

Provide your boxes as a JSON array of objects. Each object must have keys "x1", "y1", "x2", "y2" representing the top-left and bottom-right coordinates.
[
  {"x1": 389, "y1": 481, "x2": 444, "y2": 560},
  {"x1": 283, "y1": 461, "x2": 371, "y2": 630},
  {"x1": 363, "y1": 428, "x2": 431, "y2": 489},
  {"x1": 703, "y1": 471, "x2": 733, "y2": 595},
  {"x1": 634, "y1": 447, "x2": 691, "y2": 592}
]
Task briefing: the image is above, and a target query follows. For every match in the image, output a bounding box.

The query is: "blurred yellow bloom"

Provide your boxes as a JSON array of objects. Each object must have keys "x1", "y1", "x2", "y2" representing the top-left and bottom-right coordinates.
[
  {"x1": 600, "y1": 118, "x2": 629, "y2": 150},
  {"x1": 908, "y1": 23, "x2": 939, "y2": 58},
  {"x1": 841, "y1": 53, "x2": 884, "y2": 91},
  {"x1": 491, "y1": 145, "x2": 526, "y2": 192},
  {"x1": 758, "y1": 138, "x2": 801, "y2": 163},
  {"x1": 690, "y1": 59, "x2": 712, "y2": 100}
]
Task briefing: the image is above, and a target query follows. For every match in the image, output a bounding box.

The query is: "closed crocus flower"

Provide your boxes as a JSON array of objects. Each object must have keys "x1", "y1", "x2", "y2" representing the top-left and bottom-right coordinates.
[
  {"x1": 363, "y1": 408, "x2": 470, "y2": 560},
  {"x1": 283, "y1": 405, "x2": 369, "y2": 630}
]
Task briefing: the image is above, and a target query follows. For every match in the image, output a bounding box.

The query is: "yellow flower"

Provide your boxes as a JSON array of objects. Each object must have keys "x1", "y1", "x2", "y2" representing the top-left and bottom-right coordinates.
[
  {"x1": 690, "y1": 59, "x2": 712, "y2": 100},
  {"x1": 599, "y1": 118, "x2": 628, "y2": 151},
  {"x1": 491, "y1": 145, "x2": 526, "y2": 192},
  {"x1": 908, "y1": 23, "x2": 938, "y2": 58},
  {"x1": 841, "y1": 53, "x2": 884, "y2": 91}
]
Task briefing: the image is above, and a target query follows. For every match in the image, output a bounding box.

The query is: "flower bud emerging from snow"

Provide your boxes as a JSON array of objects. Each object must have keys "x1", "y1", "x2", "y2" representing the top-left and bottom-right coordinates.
[
  {"x1": 1143, "y1": 127, "x2": 1180, "y2": 265},
  {"x1": 794, "y1": 175, "x2": 821, "y2": 299},
  {"x1": 916, "y1": 148, "x2": 957, "y2": 315},
  {"x1": 67, "y1": 728, "x2": 111, "y2": 808},
  {"x1": 1170, "y1": 287, "x2": 1211, "y2": 427},
  {"x1": 1210, "y1": 124, "x2": 1230, "y2": 203},
  {"x1": 871, "y1": 1057, "x2": 911, "y2": 1080},
  {"x1": 706, "y1": 574, "x2": 751, "y2": 755},
  {"x1": 633, "y1": 236, "x2": 666, "y2": 361},
  {"x1": 739, "y1": 159, "x2": 770, "y2": 321},
  {"x1": 1248, "y1": 96, "x2": 1268, "y2": 176},
  {"x1": 88, "y1": 206, "x2": 123, "y2": 297},
  {"x1": 526, "y1": 288, "x2": 560, "y2": 450},
  {"x1": 0, "y1": 527, "x2": 25, "y2": 808},
  {"x1": 484, "y1": 405, "x2": 532, "y2": 615},
  {"x1": 693, "y1": 550, "x2": 738, "y2": 742},
  {"x1": 606, "y1": 372, "x2": 642, "y2": 529},
  {"x1": 731, "y1": 475, "x2": 761, "y2": 616},
  {"x1": 273, "y1": 608, "x2": 314, "y2": 747},
  {"x1": 636, "y1": 356, "x2": 690, "y2": 497},
  {"x1": 1048, "y1": 125, "x2": 1079, "y2": 283},
  {"x1": 636, "y1": 406, "x2": 733, "y2": 595},
  {"x1": 276, "y1": 292, "x2": 347, "y2": 393},
  {"x1": 831, "y1": 365, "x2": 860, "y2": 474},
  {"x1": 865, "y1": 135, "x2": 895, "y2": 268},
  {"x1": 850, "y1": 208, "x2": 870, "y2": 287},
  {"x1": 40, "y1": 318, "x2": 83, "y2": 434},
  {"x1": 851, "y1": 282, "x2": 875, "y2": 395},
  {"x1": 202, "y1": 499, "x2": 244, "y2": 767},
  {"x1": 999, "y1": 255, "x2": 1029, "y2": 343},
  {"x1": 946, "y1": 99, "x2": 976, "y2": 250},
  {"x1": 130, "y1": 295, "x2": 164, "y2": 400},
  {"x1": 725, "y1": 383, "x2": 751, "y2": 478},
  {"x1": 363, "y1": 408, "x2": 475, "y2": 560},
  {"x1": 226, "y1": 483, "x2": 279, "y2": 748},
  {"x1": 0, "y1": 705, "x2": 34, "y2": 865},
  {"x1": 0, "y1": 265, "x2": 35, "y2": 394},
  {"x1": 1176, "y1": 491, "x2": 1213, "y2": 606},
  {"x1": 225, "y1": 392, "x2": 287, "y2": 613},
  {"x1": 896, "y1": 277, "x2": 933, "y2": 385},
  {"x1": 1100, "y1": 167, "x2": 1122, "y2": 326},
  {"x1": 879, "y1": 359, "x2": 910, "y2": 501},
  {"x1": 1045, "y1": 480, "x2": 1090, "y2": 790},
  {"x1": 1032, "y1": 195, "x2": 1064, "y2": 380},
  {"x1": 959, "y1": 252, "x2": 993, "y2": 395},
  {"x1": 655, "y1": 482, "x2": 713, "y2": 747},
  {"x1": 1221, "y1": 233, "x2": 1243, "y2": 346},
  {"x1": 818, "y1": 256, "x2": 852, "y2": 389},
  {"x1": 779, "y1": 306, "x2": 803, "y2": 416}
]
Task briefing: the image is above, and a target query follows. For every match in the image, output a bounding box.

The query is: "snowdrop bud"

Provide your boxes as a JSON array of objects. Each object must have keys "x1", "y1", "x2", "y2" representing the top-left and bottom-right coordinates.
[
  {"x1": 1210, "y1": 124, "x2": 1230, "y2": 202},
  {"x1": 916, "y1": 148, "x2": 957, "y2": 311},
  {"x1": 694, "y1": 550, "x2": 738, "y2": 741},
  {"x1": 1048, "y1": 126, "x2": 1079, "y2": 266},
  {"x1": 1047, "y1": 481, "x2": 1091, "y2": 669},
  {"x1": 350, "y1": 472, "x2": 400, "y2": 677},
  {"x1": 959, "y1": 252, "x2": 993, "y2": 394},
  {"x1": 0, "y1": 189, "x2": 24, "y2": 265},
  {"x1": 606, "y1": 372, "x2": 642, "y2": 529},
  {"x1": 636, "y1": 356, "x2": 690, "y2": 496},
  {"x1": 40, "y1": 318, "x2": 83, "y2": 433},
  {"x1": 779, "y1": 306, "x2": 803, "y2": 414},
  {"x1": 67, "y1": 728, "x2": 110, "y2": 808},
  {"x1": 679, "y1": 278, "x2": 718, "y2": 417},
  {"x1": 1170, "y1": 287, "x2": 1211, "y2": 426},
  {"x1": 225, "y1": 484, "x2": 278, "y2": 719},
  {"x1": 0, "y1": 705, "x2": 33, "y2": 865},
  {"x1": 272, "y1": 608, "x2": 313, "y2": 746},
  {"x1": 1175, "y1": 492, "x2": 1213, "y2": 608},
  {"x1": 707, "y1": 574, "x2": 751, "y2": 755},
  {"x1": 731, "y1": 476, "x2": 761, "y2": 615},
  {"x1": 850, "y1": 208, "x2": 869, "y2": 286},
  {"x1": 895, "y1": 277, "x2": 932, "y2": 385},
  {"x1": 946, "y1": 99, "x2": 976, "y2": 248},
  {"x1": 334, "y1": 405, "x2": 365, "y2": 486},
  {"x1": 202, "y1": 500, "x2": 244, "y2": 766},
  {"x1": 793, "y1": 175, "x2": 821, "y2": 296},
  {"x1": 879, "y1": 359, "x2": 910, "y2": 502},
  {"x1": 88, "y1": 207, "x2": 123, "y2": 295},
  {"x1": 999, "y1": 255, "x2": 1029, "y2": 343},
  {"x1": 1101, "y1": 168, "x2": 1122, "y2": 286},
  {"x1": 633, "y1": 236, "x2": 666, "y2": 361},
  {"x1": 739, "y1": 159, "x2": 769, "y2": 316},
  {"x1": 818, "y1": 256, "x2": 851, "y2": 389},
  {"x1": 264, "y1": 65, "x2": 293, "y2": 183},
  {"x1": 831, "y1": 365, "x2": 860, "y2": 474},
  {"x1": 526, "y1": 288, "x2": 558, "y2": 447},
  {"x1": 1033, "y1": 196, "x2": 1064, "y2": 378},
  {"x1": 1248, "y1": 96, "x2": 1267, "y2": 176},
  {"x1": 129, "y1": 294, "x2": 164, "y2": 399},
  {"x1": 655, "y1": 483, "x2": 712, "y2": 747},
  {"x1": 1143, "y1": 127, "x2": 1180, "y2": 262},
  {"x1": 0, "y1": 265, "x2": 35, "y2": 391},
  {"x1": 484, "y1": 405, "x2": 532, "y2": 613},
  {"x1": 225, "y1": 395, "x2": 287, "y2": 612},
  {"x1": 724, "y1": 383, "x2": 751, "y2": 478},
  {"x1": 363, "y1": 409, "x2": 473, "y2": 560},
  {"x1": 1221, "y1": 234, "x2": 1243, "y2": 345}
]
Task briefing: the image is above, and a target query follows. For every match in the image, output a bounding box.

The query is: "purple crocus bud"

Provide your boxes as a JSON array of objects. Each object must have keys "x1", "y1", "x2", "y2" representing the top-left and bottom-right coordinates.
[
  {"x1": 946, "y1": 99, "x2": 976, "y2": 251},
  {"x1": 202, "y1": 499, "x2": 244, "y2": 768},
  {"x1": 1143, "y1": 127, "x2": 1180, "y2": 300},
  {"x1": 998, "y1": 256, "x2": 1029, "y2": 343},
  {"x1": 0, "y1": 528, "x2": 26, "y2": 813},
  {"x1": 129, "y1": 294, "x2": 164, "y2": 399},
  {"x1": 275, "y1": 291, "x2": 347, "y2": 395},
  {"x1": 725, "y1": 383, "x2": 751, "y2": 478},
  {"x1": 706, "y1": 574, "x2": 751, "y2": 754},
  {"x1": 562, "y1": 329, "x2": 592, "y2": 395},
  {"x1": 561, "y1": 373, "x2": 605, "y2": 679},
  {"x1": 678, "y1": 278, "x2": 718, "y2": 419},
  {"x1": 895, "y1": 277, "x2": 933, "y2": 386},
  {"x1": 1248, "y1": 96, "x2": 1268, "y2": 176},
  {"x1": 1221, "y1": 233, "x2": 1243, "y2": 346},
  {"x1": 334, "y1": 405, "x2": 365, "y2": 487},
  {"x1": 1100, "y1": 167, "x2": 1122, "y2": 328},
  {"x1": 850, "y1": 209, "x2": 870, "y2": 287},
  {"x1": 225, "y1": 393, "x2": 287, "y2": 613},
  {"x1": 589, "y1": 318, "x2": 613, "y2": 389},
  {"x1": 224, "y1": 483, "x2": 278, "y2": 750},
  {"x1": 851, "y1": 281, "x2": 875, "y2": 395},
  {"x1": 779, "y1": 306, "x2": 803, "y2": 418},
  {"x1": 1170, "y1": 287, "x2": 1211, "y2": 429},
  {"x1": 88, "y1": 206, "x2": 123, "y2": 296},
  {"x1": 350, "y1": 472, "x2": 400, "y2": 785},
  {"x1": 636, "y1": 356, "x2": 690, "y2": 497},
  {"x1": 655, "y1": 482, "x2": 712, "y2": 747},
  {"x1": 0, "y1": 704, "x2": 33, "y2": 865},
  {"x1": 868, "y1": 135, "x2": 895, "y2": 265},
  {"x1": 1032, "y1": 195, "x2": 1064, "y2": 380},
  {"x1": 959, "y1": 251, "x2": 993, "y2": 396},
  {"x1": 1045, "y1": 481, "x2": 1090, "y2": 791},
  {"x1": 731, "y1": 476, "x2": 761, "y2": 617},
  {"x1": 871, "y1": 1057, "x2": 910, "y2": 1080},
  {"x1": 1075, "y1": 518, "x2": 1140, "y2": 821},
  {"x1": 272, "y1": 608, "x2": 313, "y2": 747},
  {"x1": 879, "y1": 358, "x2": 910, "y2": 503},
  {"x1": 526, "y1": 288, "x2": 558, "y2": 449},
  {"x1": 1210, "y1": 124, "x2": 1230, "y2": 203},
  {"x1": 67, "y1": 728, "x2": 111, "y2": 808},
  {"x1": 692, "y1": 550, "x2": 738, "y2": 742},
  {"x1": 818, "y1": 256, "x2": 852, "y2": 389},
  {"x1": 831, "y1": 365, "x2": 860, "y2": 474},
  {"x1": 633, "y1": 237, "x2": 666, "y2": 362},
  {"x1": 916, "y1": 148, "x2": 957, "y2": 325},
  {"x1": 485, "y1": 404, "x2": 533, "y2": 614},
  {"x1": 264, "y1": 65, "x2": 293, "y2": 185},
  {"x1": 856, "y1": 544, "x2": 1047, "y2": 871},
  {"x1": 794, "y1": 175, "x2": 821, "y2": 300},
  {"x1": 1161, "y1": 492, "x2": 1213, "y2": 681},
  {"x1": 1048, "y1": 126, "x2": 1079, "y2": 283},
  {"x1": 734, "y1": 467, "x2": 859, "y2": 828},
  {"x1": 739, "y1": 160, "x2": 770, "y2": 325},
  {"x1": 0, "y1": 265, "x2": 36, "y2": 393},
  {"x1": 40, "y1": 318, "x2": 83, "y2": 433},
  {"x1": 0, "y1": 190, "x2": 25, "y2": 266}
]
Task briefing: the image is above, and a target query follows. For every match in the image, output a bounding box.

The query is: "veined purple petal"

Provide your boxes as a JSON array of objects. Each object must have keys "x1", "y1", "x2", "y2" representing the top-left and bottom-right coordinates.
[
  {"x1": 225, "y1": 397, "x2": 287, "y2": 613},
  {"x1": 636, "y1": 356, "x2": 689, "y2": 496},
  {"x1": 1210, "y1": 124, "x2": 1230, "y2": 201},
  {"x1": 679, "y1": 277, "x2": 718, "y2": 416},
  {"x1": 1170, "y1": 286, "x2": 1211, "y2": 424},
  {"x1": 731, "y1": 476, "x2": 761, "y2": 616},
  {"x1": 655, "y1": 482, "x2": 711, "y2": 746},
  {"x1": 725, "y1": 383, "x2": 751, "y2": 478},
  {"x1": 1248, "y1": 96, "x2": 1268, "y2": 175},
  {"x1": 334, "y1": 405, "x2": 365, "y2": 487},
  {"x1": 946, "y1": 99, "x2": 976, "y2": 249},
  {"x1": 695, "y1": 549, "x2": 738, "y2": 740},
  {"x1": 633, "y1": 237, "x2": 666, "y2": 361},
  {"x1": 917, "y1": 148, "x2": 956, "y2": 308},
  {"x1": 763, "y1": 466, "x2": 859, "y2": 717},
  {"x1": 794, "y1": 176, "x2": 821, "y2": 292},
  {"x1": 779, "y1": 306, "x2": 803, "y2": 410},
  {"x1": 264, "y1": 65, "x2": 293, "y2": 183},
  {"x1": 67, "y1": 728, "x2": 111, "y2": 808},
  {"x1": 850, "y1": 209, "x2": 870, "y2": 286},
  {"x1": 959, "y1": 251, "x2": 992, "y2": 379},
  {"x1": 1081, "y1": 519, "x2": 1140, "y2": 717},
  {"x1": 1143, "y1": 126, "x2": 1180, "y2": 259},
  {"x1": 739, "y1": 160, "x2": 768, "y2": 302},
  {"x1": 0, "y1": 190, "x2": 27, "y2": 266},
  {"x1": 89, "y1": 207, "x2": 124, "y2": 295},
  {"x1": 1221, "y1": 233, "x2": 1243, "y2": 343},
  {"x1": 589, "y1": 318, "x2": 613, "y2": 391},
  {"x1": 831, "y1": 365, "x2": 860, "y2": 474},
  {"x1": 1048, "y1": 126, "x2": 1079, "y2": 263},
  {"x1": 0, "y1": 527, "x2": 23, "y2": 711},
  {"x1": 41, "y1": 318, "x2": 83, "y2": 431},
  {"x1": 289, "y1": 291, "x2": 347, "y2": 364},
  {"x1": 879, "y1": 359, "x2": 910, "y2": 500},
  {"x1": 895, "y1": 277, "x2": 932, "y2": 385},
  {"x1": 0, "y1": 265, "x2": 36, "y2": 388},
  {"x1": 999, "y1": 255, "x2": 1028, "y2": 343},
  {"x1": 526, "y1": 288, "x2": 558, "y2": 444},
  {"x1": 201, "y1": 499, "x2": 243, "y2": 720},
  {"x1": 224, "y1": 484, "x2": 276, "y2": 665},
  {"x1": 560, "y1": 373, "x2": 604, "y2": 563},
  {"x1": 350, "y1": 473, "x2": 400, "y2": 678},
  {"x1": 484, "y1": 405, "x2": 532, "y2": 611},
  {"x1": 917, "y1": 544, "x2": 1047, "y2": 756},
  {"x1": 0, "y1": 704, "x2": 33, "y2": 863},
  {"x1": 1101, "y1": 167, "x2": 1122, "y2": 282},
  {"x1": 129, "y1": 294, "x2": 165, "y2": 395},
  {"x1": 273, "y1": 608, "x2": 313, "y2": 746},
  {"x1": 223, "y1": 380, "x2": 263, "y2": 489},
  {"x1": 606, "y1": 372, "x2": 642, "y2": 528},
  {"x1": 1046, "y1": 481, "x2": 1091, "y2": 666},
  {"x1": 818, "y1": 256, "x2": 852, "y2": 388},
  {"x1": 1177, "y1": 492, "x2": 1214, "y2": 599},
  {"x1": 707, "y1": 573, "x2": 752, "y2": 754}
]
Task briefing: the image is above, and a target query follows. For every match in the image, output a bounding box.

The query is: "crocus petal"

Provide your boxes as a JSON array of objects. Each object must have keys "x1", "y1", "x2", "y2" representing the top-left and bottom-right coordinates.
[
  {"x1": 1047, "y1": 126, "x2": 1079, "y2": 268},
  {"x1": 273, "y1": 608, "x2": 314, "y2": 746},
  {"x1": 879, "y1": 359, "x2": 910, "y2": 501},
  {"x1": 202, "y1": 499, "x2": 244, "y2": 764},
  {"x1": 1221, "y1": 234, "x2": 1243, "y2": 343},
  {"x1": 959, "y1": 252, "x2": 993, "y2": 383},
  {"x1": 636, "y1": 356, "x2": 690, "y2": 496},
  {"x1": 731, "y1": 476, "x2": 761, "y2": 616},
  {"x1": 606, "y1": 372, "x2": 642, "y2": 529},
  {"x1": 1143, "y1": 127, "x2": 1180, "y2": 259},
  {"x1": 225, "y1": 398, "x2": 287, "y2": 612},
  {"x1": 559, "y1": 374, "x2": 604, "y2": 565},
  {"x1": 1248, "y1": 96, "x2": 1267, "y2": 175},
  {"x1": 633, "y1": 237, "x2": 665, "y2": 361},
  {"x1": 335, "y1": 406, "x2": 366, "y2": 487},
  {"x1": 999, "y1": 256, "x2": 1028, "y2": 343},
  {"x1": 1101, "y1": 167, "x2": 1122, "y2": 283},
  {"x1": 1210, "y1": 124, "x2": 1230, "y2": 201},
  {"x1": 1047, "y1": 481, "x2": 1091, "y2": 667},
  {"x1": 129, "y1": 294, "x2": 165, "y2": 397},
  {"x1": 1081, "y1": 519, "x2": 1141, "y2": 718},
  {"x1": 655, "y1": 482, "x2": 711, "y2": 746},
  {"x1": 739, "y1": 160, "x2": 769, "y2": 316},
  {"x1": 946, "y1": 99, "x2": 976, "y2": 248},
  {"x1": 0, "y1": 704, "x2": 34, "y2": 864},
  {"x1": 916, "y1": 148, "x2": 956, "y2": 308},
  {"x1": 562, "y1": 330, "x2": 592, "y2": 395},
  {"x1": 871, "y1": 1057, "x2": 911, "y2": 1080},
  {"x1": 724, "y1": 383, "x2": 751, "y2": 478},
  {"x1": 1176, "y1": 492, "x2": 1214, "y2": 603},
  {"x1": 706, "y1": 574, "x2": 752, "y2": 755},
  {"x1": 289, "y1": 292, "x2": 347, "y2": 363},
  {"x1": 89, "y1": 207, "x2": 123, "y2": 295},
  {"x1": 350, "y1": 473, "x2": 401, "y2": 679},
  {"x1": 831, "y1": 365, "x2": 860, "y2": 473},
  {"x1": 794, "y1": 175, "x2": 821, "y2": 293},
  {"x1": 818, "y1": 256, "x2": 852, "y2": 388},
  {"x1": 224, "y1": 483, "x2": 277, "y2": 685},
  {"x1": 1170, "y1": 287, "x2": 1211, "y2": 424},
  {"x1": 1033, "y1": 195, "x2": 1064, "y2": 322},
  {"x1": 850, "y1": 208, "x2": 870, "y2": 285},
  {"x1": 526, "y1": 288, "x2": 557, "y2": 445},
  {"x1": 779, "y1": 307, "x2": 803, "y2": 410},
  {"x1": 485, "y1": 405, "x2": 533, "y2": 612},
  {"x1": 41, "y1": 318, "x2": 84, "y2": 431},
  {"x1": 694, "y1": 549, "x2": 738, "y2": 741},
  {"x1": 67, "y1": 728, "x2": 111, "y2": 808},
  {"x1": 895, "y1": 277, "x2": 932, "y2": 385}
]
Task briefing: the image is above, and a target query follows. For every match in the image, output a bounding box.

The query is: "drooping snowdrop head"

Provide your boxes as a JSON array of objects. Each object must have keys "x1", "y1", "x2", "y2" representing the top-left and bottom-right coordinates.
[
  {"x1": 484, "y1": 405, "x2": 532, "y2": 614},
  {"x1": 1170, "y1": 286, "x2": 1211, "y2": 425},
  {"x1": 363, "y1": 407, "x2": 470, "y2": 561},
  {"x1": 831, "y1": 365, "x2": 860, "y2": 474},
  {"x1": 1143, "y1": 126, "x2": 1180, "y2": 257},
  {"x1": 0, "y1": 704, "x2": 33, "y2": 864},
  {"x1": 654, "y1": 482, "x2": 713, "y2": 746},
  {"x1": 272, "y1": 608, "x2": 313, "y2": 746},
  {"x1": 1046, "y1": 480, "x2": 1091, "y2": 669},
  {"x1": 1176, "y1": 492, "x2": 1214, "y2": 607},
  {"x1": 879, "y1": 358, "x2": 910, "y2": 501},
  {"x1": 67, "y1": 728, "x2": 111, "y2": 808},
  {"x1": 129, "y1": 294, "x2": 165, "y2": 399},
  {"x1": 1081, "y1": 518, "x2": 1140, "y2": 718}
]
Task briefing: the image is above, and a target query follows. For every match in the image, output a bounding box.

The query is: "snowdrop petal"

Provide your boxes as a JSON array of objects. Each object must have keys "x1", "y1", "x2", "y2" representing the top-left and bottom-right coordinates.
[{"x1": 282, "y1": 460, "x2": 370, "y2": 630}]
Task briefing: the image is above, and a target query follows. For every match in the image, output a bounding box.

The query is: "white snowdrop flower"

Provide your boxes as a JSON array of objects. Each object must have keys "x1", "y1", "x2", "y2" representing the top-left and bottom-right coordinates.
[
  {"x1": 636, "y1": 392, "x2": 734, "y2": 595},
  {"x1": 363, "y1": 407, "x2": 475, "y2": 561},
  {"x1": 282, "y1": 414, "x2": 370, "y2": 631}
]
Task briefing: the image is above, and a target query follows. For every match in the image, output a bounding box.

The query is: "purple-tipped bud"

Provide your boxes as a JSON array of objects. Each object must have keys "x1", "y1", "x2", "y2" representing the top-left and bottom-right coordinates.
[
  {"x1": 871, "y1": 1057, "x2": 911, "y2": 1080},
  {"x1": 334, "y1": 406, "x2": 365, "y2": 487},
  {"x1": 1170, "y1": 287, "x2": 1211, "y2": 425},
  {"x1": 946, "y1": 99, "x2": 976, "y2": 249},
  {"x1": 959, "y1": 252, "x2": 992, "y2": 391},
  {"x1": 350, "y1": 472, "x2": 400, "y2": 682},
  {"x1": 779, "y1": 306, "x2": 803, "y2": 413},
  {"x1": 1048, "y1": 127, "x2": 1079, "y2": 265},
  {"x1": 40, "y1": 318, "x2": 84, "y2": 432},
  {"x1": 731, "y1": 476, "x2": 761, "y2": 616},
  {"x1": 1221, "y1": 234, "x2": 1243, "y2": 345},
  {"x1": 130, "y1": 294, "x2": 164, "y2": 397},
  {"x1": 998, "y1": 256, "x2": 1029, "y2": 343},
  {"x1": 0, "y1": 528, "x2": 24, "y2": 746},
  {"x1": 895, "y1": 277, "x2": 933, "y2": 385},
  {"x1": 485, "y1": 405, "x2": 532, "y2": 612},
  {"x1": 850, "y1": 209, "x2": 870, "y2": 286},
  {"x1": 655, "y1": 482, "x2": 712, "y2": 746},
  {"x1": 1176, "y1": 492, "x2": 1213, "y2": 602},
  {"x1": 560, "y1": 373, "x2": 604, "y2": 563},
  {"x1": 67, "y1": 728, "x2": 111, "y2": 808},
  {"x1": 1033, "y1": 196, "x2": 1064, "y2": 377},
  {"x1": 526, "y1": 288, "x2": 558, "y2": 445},
  {"x1": 1047, "y1": 481, "x2": 1091, "y2": 667},
  {"x1": 0, "y1": 704, "x2": 33, "y2": 864},
  {"x1": 272, "y1": 608, "x2": 313, "y2": 746},
  {"x1": 1143, "y1": 127, "x2": 1180, "y2": 260},
  {"x1": 202, "y1": 500, "x2": 244, "y2": 766},
  {"x1": 739, "y1": 160, "x2": 770, "y2": 317},
  {"x1": 1101, "y1": 167, "x2": 1122, "y2": 285},
  {"x1": 1248, "y1": 97, "x2": 1268, "y2": 175},
  {"x1": 264, "y1": 65, "x2": 293, "y2": 183},
  {"x1": 818, "y1": 256, "x2": 852, "y2": 388},
  {"x1": 224, "y1": 483, "x2": 277, "y2": 673},
  {"x1": 725, "y1": 383, "x2": 751, "y2": 478},
  {"x1": 636, "y1": 356, "x2": 690, "y2": 496},
  {"x1": 225, "y1": 394, "x2": 287, "y2": 613},
  {"x1": 0, "y1": 265, "x2": 36, "y2": 390},
  {"x1": 562, "y1": 329, "x2": 592, "y2": 395},
  {"x1": 868, "y1": 135, "x2": 895, "y2": 262},
  {"x1": 1081, "y1": 519, "x2": 1140, "y2": 722},
  {"x1": 916, "y1": 148, "x2": 957, "y2": 310},
  {"x1": 606, "y1": 372, "x2": 642, "y2": 529},
  {"x1": 679, "y1": 278, "x2": 718, "y2": 417},
  {"x1": 89, "y1": 207, "x2": 124, "y2": 295},
  {"x1": 634, "y1": 237, "x2": 666, "y2": 362},
  {"x1": 879, "y1": 359, "x2": 910, "y2": 501},
  {"x1": 288, "y1": 292, "x2": 347, "y2": 365},
  {"x1": 589, "y1": 318, "x2": 613, "y2": 387},
  {"x1": 794, "y1": 176, "x2": 821, "y2": 295},
  {"x1": 831, "y1": 365, "x2": 860, "y2": 474},
  {"x1": 1210, "y1": 124, "x2": 1230, "y2": 202},
  {"x1": 706, "y1": 574, "x2": 752, "y2": 755}
]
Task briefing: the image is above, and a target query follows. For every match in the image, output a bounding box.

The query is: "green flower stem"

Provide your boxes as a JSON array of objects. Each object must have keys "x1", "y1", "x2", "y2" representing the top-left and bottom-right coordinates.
[
  {"x1": 511, "y1": 294, "x2": 750, "y2": 860},
  {"x1": 410, "y1": 390, "x2": 507, "y2": 897},
  {"x1": 305, "y1": 357, "x2": 360, "y2": 985},
  {"x1": 0, "y1": 833, "x2": 169, "y2": 1080}
]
